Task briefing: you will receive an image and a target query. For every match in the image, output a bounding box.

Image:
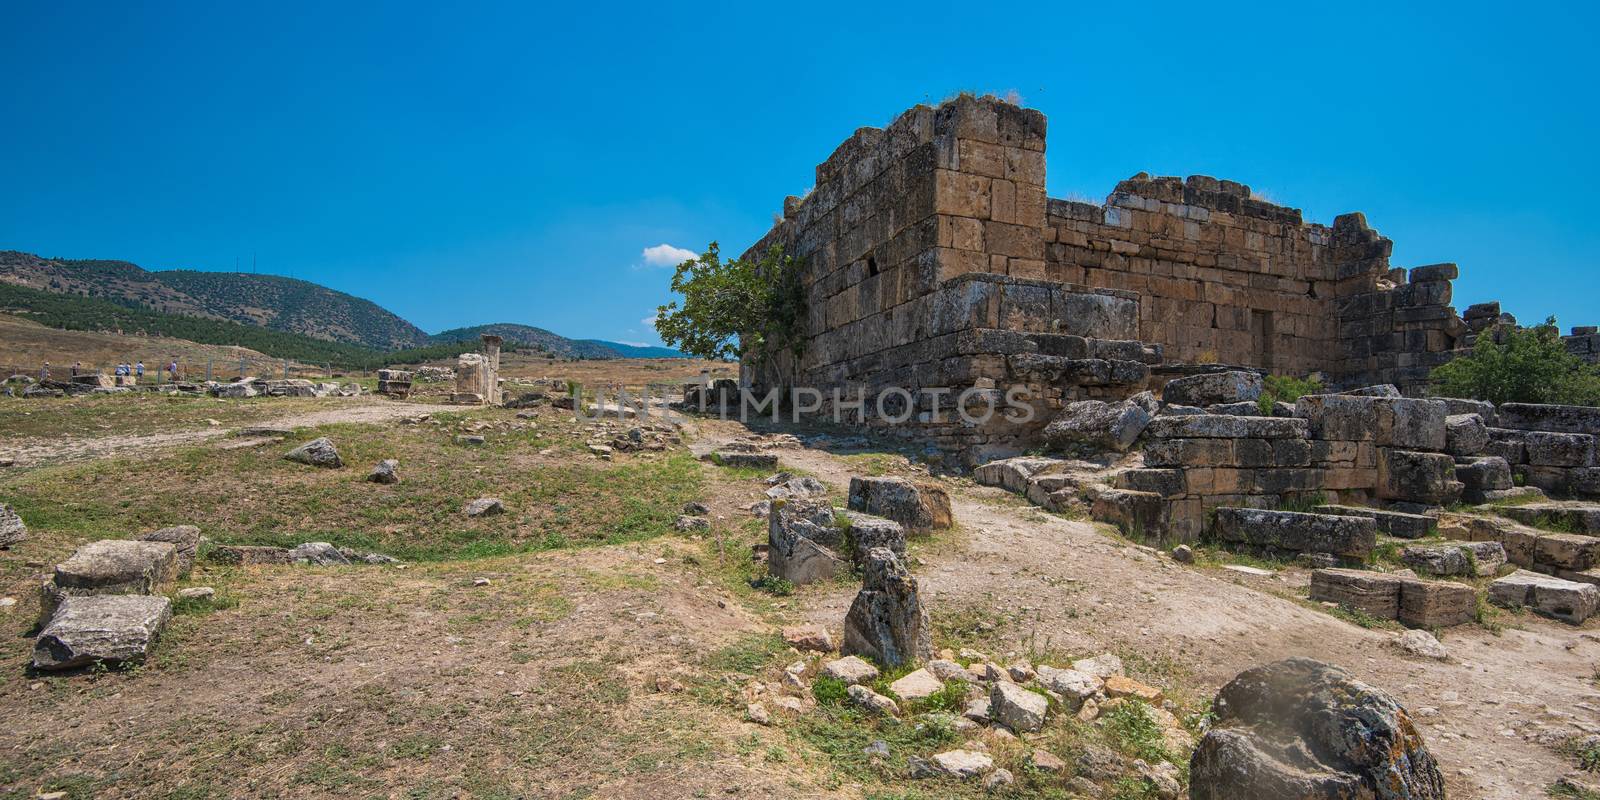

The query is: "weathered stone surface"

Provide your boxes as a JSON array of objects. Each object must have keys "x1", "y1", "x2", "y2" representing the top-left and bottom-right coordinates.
[
  {"x1": 1533, "y1": 532, "x2": 1600, "y2": 570},
  {"x1": 205, "y1": 544, "x2": 293, "y2": 565},
  {"x1": 33, "y1": 594, "x2": 173, "y2": 671},
  {"x1": 768, "y1": 498, "x2": 846, "y2": 585},
  {"x1": 764, "y1": 474, "x2": 827, "y2": 501},
  {"x1": 710, "y1": 451, "x2": 778, "y2": 470},
  {"x1": 1294, "y1": 395, "x2": 1448, "y2": 450},
  {"x1": 1342, "y1": 384, "x2": 1402, "y2": 398},
  {"x1": 1376, "y1": 450, "x2": 1461, "y2": 505},
  {"x1": 1524, "y1": 431, "x2": 1596, "y2": 467},
  {"x1": 54, "y1": 540, "x2": 179, "y2": 597},
  {"x1": 847, "y1": 684, "x2": 899, "y2": 715},
  {"x1": 1090, "y1": 489, "x2": 1166, "y2": 538},
  {"x1": 1488, "y1": 569, "x2": 1600, "y2": 624},
  {"x1": 1308, "y1": 569, "x2": 1401, "y2": 619},
  {"x1": 1397, "y1": 578, "x2": 1476, "y2": 628},
  {"x1": 367, "y1": 459, "x2": 401, "y2": 484},
  {"x1": 136, "y1": 525, "x2": 201, "y2": 576},
  {"x1": 847, "y1": 476, "x2": 953, "y2": 531},
  {"x1": 0, "y1": 503, "x2": 26, "y2": 547},
  {"x1": 1189, "y1": 657, "x2": 1444, "y2": 800},
  {"x1": 1400, "y1": 541, "x2": 1505, "y2": 577},
  {"x1": 1212, "y1": 508, "x2": 1375, "y2": 560},
  {"x1": 1042, "y1": 398, "x2": 1152, "y2": 452},
  {"x1": 1444, "y1": 414, "x2": 1489, "y2": 456},
  {"x1": 1455, "y1": 456, "x2": 1513, "y2": 503},
  {"x1": 463, "y1": 497, "x2": 504, "y2": 517},
  {"x1": 1498, "y1": 402, "x2": 1600, "y2": 435},
  {"x1": 284, "y1": 437, "x2": 342, "y2": 468},
  {"x1": 889, "y1": 668, "x2": 944, "y2": 701},
  {"x1": 1162, "y1": 371, "x2": 1262, "y2": 406},
  {"x1": 782, "y1": 624, "x2": 832, "y2": 652},
  {"x1": 1144, "y1": 414, "x2": 1307, "y2": 440},
  {"x1": 1498, "y1": 503, "x2": 1600, "y2": 535},
  {"x1": 842, "y1": 548, "x2": 932, "y2": 668},
  {"x1": 1115, "y1": 469, "x2": 1186, "y2": 499},
  {"x1": 990, "y1": 681, "x2": 1047, "y2": 732},
  {"x1": 1311, "y1": 505, "x2": 1435, "y2": 539},
  {"x1": 838, "y1": 511, "x2": 906, "y2": 565},
  {"x1": 930, "y1": 749, "x2": 994, "y2": 778},
  {"x1": 821, "y1": 655, "x2": 879, "y2": 685},
  {"x1": 1397, "y1": 629, "x2": 1449, "y2": 660},
  {"x1": 287, "y1": 541, "x2": 350, "y2": 565},
  {"x1": 1071, "y1": 653, "x2": 1124, "y2": 679},
  {"x1": 973, "y1": 457, "x2": 1064, "y2": 492},
  {"x1": 1035, "y1": 665, "x2": 1101, "y2": 707}
]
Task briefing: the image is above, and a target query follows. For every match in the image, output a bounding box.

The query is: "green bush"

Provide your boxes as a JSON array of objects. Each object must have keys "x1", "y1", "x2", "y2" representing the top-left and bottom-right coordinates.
[
  {"x1": 653, "y1": 243, "x2": 806, "y2": 364},
  {"x1": 1431, "y1": 318, "x2": 1600, "y2": 405},
  {"x1": 811, "y1": 676, "x2": 849, "y2": 706},
  {"x1": 1257, "y1": 373, "x2": 1324, "y2": 414}
]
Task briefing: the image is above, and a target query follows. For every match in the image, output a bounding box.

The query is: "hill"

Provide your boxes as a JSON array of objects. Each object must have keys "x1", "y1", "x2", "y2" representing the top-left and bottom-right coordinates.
[
  {"x1": 0, "y1": 281, "x2": 492, "y2": 369},
  {"x1": 430, "y1": 323, "x2": 683, "y2": 360},
  {"x1": 0, "y1": 250, "x2": 430, "y2": 350}
]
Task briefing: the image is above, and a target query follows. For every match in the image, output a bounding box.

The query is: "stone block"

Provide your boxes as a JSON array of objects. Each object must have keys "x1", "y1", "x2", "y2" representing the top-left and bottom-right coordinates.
[
  {"x1": 1397, "y1": 578, "x2": 1476, "y2": 628},
  {"x1": 1143, "y1": 438, "x2": 1235, "y2": 467},
  {"x1": 1042, "y1": 398, "x2": 1152, "y2": 452},
  {"x1": 1455, "y1": 457, "x2": 1513, "y2": 503},
  {"x1": 1445, "y1": 414, "x2": 1489, "y2": 456},
  {"x1": 1498, "y1": 403, "x2": 1600, "y2": 435},
  {"x1": 1161, "y1": 371, "x2": 1263, "y2": 406},
  {"x1": 848, "y1": 476, "x2": 953, "y2": 531},
  {"x1": 1524, "y1": 432, "x2": 1595, "y2": 467},
  {"x1": 768, "y1": 498, "x2": 846, "y2": 585},
  {"x1": 1090, "y1": 489, "x2": 1167, "y2": 539},
  {"x1": 1376, "y1": 450, "x2": 1461, "y2": 505},
  {"x1": 1496, "y1": 503, "x2": 1600, "y2": 535},
  {"x1": 1312, "y1": 504, "x2": 1436, "y2": 538},
  {"x1": 1533, "y1": 532, "x2": 1600, "y2": 571},
  {"x1": 33, "y1": 594, "x2": 173, "y2": 671},
  {"x1": 1295, "y1": 395, "x2": 1447, "y2": 450},
  {"x1": 1400, "y1": 541, "x2": 1506, "y2": 577},
  {"x1": 1144, "y1": 415, "x2": 1308, "y2": 440},
  {"x1": 1488, "y1": 569, "x2": 1600, "y2": 624},
  {"x1": 1308, "y1": 568, "x2": 1401, "y2": 619},
  {"x1": 973, "y1": 456, "x2": 1064, "y2": 493},
  {"x1": 1210, "y1": 508, "x2": 1375, "y2": 560},
  {"x1": 1115, "y1": 469, "x2": 1186, "y2": 499}
]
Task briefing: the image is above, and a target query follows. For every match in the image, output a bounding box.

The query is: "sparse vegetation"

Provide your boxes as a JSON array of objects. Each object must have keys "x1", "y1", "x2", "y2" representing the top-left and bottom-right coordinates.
[{"x1": 1257, "y1": 373, "x2": 1324, "y2": 414}]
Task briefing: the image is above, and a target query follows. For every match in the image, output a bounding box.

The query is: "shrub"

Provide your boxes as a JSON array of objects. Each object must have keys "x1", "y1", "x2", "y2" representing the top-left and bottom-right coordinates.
[
  {"x1": 811, "y1": 676, "x2": 849, "y2": 706},
  {"x1": 1257, "y1": 374, "x2": 1324, "y2": 414},
  {"x1": 1431, "y1": 318, "x2": 1600, "y2": 406},
  {"x1": 653, "y1": 243, "x2": 806, "y2": 364}
]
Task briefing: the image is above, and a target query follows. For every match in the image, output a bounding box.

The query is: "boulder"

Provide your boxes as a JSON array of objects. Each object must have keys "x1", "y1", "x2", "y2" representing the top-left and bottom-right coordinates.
[
  {"x1": 0, "y1": 503, "x2": 27, "y2": 547},
  {"x1": 973, "y1": 456, "x2": 1066, "y2": 493},
  {"x1": 367, "y1": 459, "x2": 401, "y2": 484},
  {"x1": 1189, "y1": 657, "x2": 1445, "y2": 800},
  {"x1": 842, "y1": 548, "x2": 932, "y2": 668},
  {"x1": 137, "y1": 525, "x2": 201, "y2": 575},
  {"x1": 1162, "y1": 371, "x2": 1263, "y2": 406},
  {"x1": 1397, "y1": 629, "x2": 1448, "y2": 660},
  {"x1": 1444, "y1": 414, "x2": 1489, "y2": 456},
  {"x1": 284, "y1": 437, "x2": 342, "y2": 468},
  {"x1": 287, "y1": 542, "x2": 351, "y2": 565},
  {"x1": 1488, "y1": 569, "x2": 1600, "y2": 624},
  {"x1": 1042, "y1": 398, "x2": 1152, "y2": 452},
  {"x1": 847, "y1": 476, "x2": 953, "y2": 532},
  {"x1": 33, "y1": 594, "x2": 173, "y2": 671},
  {"x1": 463, "y1": 497, "x2": 505, "y2": 517},
  {"x1": 1311, "y1": 505, "x2": 1436, "y2": 539},
  {"x1": 767, "y1": 498, "x2": 846, "y2": 585},
  {"x1": 989, "y1": 681, "x2": 1047, "y2": 732}
]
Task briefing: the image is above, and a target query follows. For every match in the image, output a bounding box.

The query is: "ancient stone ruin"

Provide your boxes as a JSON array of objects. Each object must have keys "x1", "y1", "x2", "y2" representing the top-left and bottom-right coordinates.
[{"x1": 452, "y1": 333, "x2": 503, "y2": 405}]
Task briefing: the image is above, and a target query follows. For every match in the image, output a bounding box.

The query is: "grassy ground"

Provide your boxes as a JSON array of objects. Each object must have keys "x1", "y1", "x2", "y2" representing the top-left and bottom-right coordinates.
[{"x1": 0, "y1": 393, "x2": 337, "y2": 439}]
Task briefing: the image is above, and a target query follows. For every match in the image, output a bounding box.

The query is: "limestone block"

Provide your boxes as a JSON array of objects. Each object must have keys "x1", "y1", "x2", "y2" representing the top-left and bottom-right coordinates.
[
  {"x1": 1524, "y1": 431, "x2": 1596, "y2": 467},
  {"x1": 1376, "y1": 450, "x2": 1461, "y2": 506},
  {"x1": 1498, "y1": 403, "x2": 1600, "y2": 435},
  {"x1": 1312, "y1": 504, "x2": 1436, "y2": 539},
  {"x1": 1397, "y1": 578, "x2": 1476, "y2": 628},
  {"x1": 33, "y1": 595, "x2": 173, "y2": 671},
  {"x1": 1444, "y1": 414, "x2": 1489, "y2": 456},
  {"x1": 1488, "y1": 569, "x2": 1600, "y2": 624},
  {"x1": 847, "y1": 476, "x2": 953, "y2": 531},
  {"x1": 1309, "y1": 568, "x2": 1401, "y2": 619},
  {"x1": 1144, "y1": 415, "x2": 1308, "y2": 440},
  {"x1": 1211, "y1": 508, "x2": 1375, "y2": 560},
  {"x1": 1161, "y1": 371, "x2": 1263, "y2": 406}
]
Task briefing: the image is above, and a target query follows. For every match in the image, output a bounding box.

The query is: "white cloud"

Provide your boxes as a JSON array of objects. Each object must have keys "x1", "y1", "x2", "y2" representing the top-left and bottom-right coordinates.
[
  {"x1": 613, "y1": 340, "x2": 649, "y2": 348},
  {"x1": 641, "y1": 243, "x2": 697, "y2": 268},
  {"x1": 641, "y1": 311, "x2": 661, "y2": 327}
]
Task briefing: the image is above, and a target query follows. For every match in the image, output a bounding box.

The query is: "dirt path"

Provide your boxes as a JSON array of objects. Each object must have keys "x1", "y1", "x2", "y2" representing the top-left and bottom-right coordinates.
[
  {"x1": 0, "y1": 398, "x2": 459, "y2": 468},
  {"x1": 699, "y1": 421, "x2": 1599, "y2": 800}
]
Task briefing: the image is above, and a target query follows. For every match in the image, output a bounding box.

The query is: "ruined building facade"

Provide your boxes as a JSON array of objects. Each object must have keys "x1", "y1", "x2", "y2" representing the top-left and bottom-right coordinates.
[{"x1": 739, "y1": 96, "x2": 1501, "y2": 464}]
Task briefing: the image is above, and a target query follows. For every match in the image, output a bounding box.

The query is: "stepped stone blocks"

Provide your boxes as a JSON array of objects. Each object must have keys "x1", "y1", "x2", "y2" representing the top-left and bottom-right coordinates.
[
  {"x1": 1458, "y1": 515, "x2": 1600, "y2": 578},
  {"x1": 1312, "y1": 504, "x2": 1436, "y2": 538},
  {"x1": 1486, "y1": 404, "x2": 1600, "y2": 497},
  {"x1": 1309, "y1": 568, "x2": 1477, "y2": 628},
  {"x1": 1496, "y1": 503, "x2": 1600, "y2": 534},
  {"x1": 1488, "y1": 569, "x2": 1600, "y2": 624}
]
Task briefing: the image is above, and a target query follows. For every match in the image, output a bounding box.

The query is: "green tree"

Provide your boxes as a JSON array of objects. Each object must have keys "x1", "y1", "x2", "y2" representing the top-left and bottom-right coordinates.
[
  {"x1": 1431, "y1": 317, "x2": 1600, "y2": 405},
  {"x1": 652, "y1": 243, "x2": 805, "y2": 363}
]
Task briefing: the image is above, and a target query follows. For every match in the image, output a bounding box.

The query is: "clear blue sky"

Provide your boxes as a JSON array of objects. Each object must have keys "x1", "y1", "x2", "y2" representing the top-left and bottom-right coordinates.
[{"x1": 3, "y1": 2, "x2": 1596, "y2": 345}]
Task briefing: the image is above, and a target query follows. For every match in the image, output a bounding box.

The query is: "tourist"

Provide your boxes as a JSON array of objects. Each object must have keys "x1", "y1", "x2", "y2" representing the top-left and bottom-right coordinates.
[
  {"x1": 70, "y1": 362, "x2": 80, "y2": 378},
  {"x1": 136, "y1": 361, "x2": 144, "y2": 380},
  {"x1": 168, "y1": 360, "x2": 178, "y2": 380},
  {"x1": 40, "y1": 361, "x2": 49, "y2": 381}
]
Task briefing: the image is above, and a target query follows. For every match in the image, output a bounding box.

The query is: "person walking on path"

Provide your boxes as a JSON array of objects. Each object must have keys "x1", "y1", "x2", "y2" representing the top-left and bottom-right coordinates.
[{"x1": 136, "y1": 361, "x2": 144, "y2": 380}]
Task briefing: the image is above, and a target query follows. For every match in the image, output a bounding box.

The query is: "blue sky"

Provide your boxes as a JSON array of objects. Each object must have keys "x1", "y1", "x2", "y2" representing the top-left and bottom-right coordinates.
[{"x1": 2, "y1": 2, "x2": 1597, "y2": 346}]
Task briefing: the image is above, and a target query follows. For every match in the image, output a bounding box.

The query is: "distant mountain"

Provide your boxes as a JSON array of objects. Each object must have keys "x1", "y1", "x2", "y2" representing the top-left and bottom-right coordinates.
[
  {"x1": 581, "y1": 340, "x2": 687, "y2": 359},
  {"x1": 0, "y1": 250, "x2": 431, "y2": 350},
  {"x1": 431, "y1": 323, "x2": 685, "y2": 359}
]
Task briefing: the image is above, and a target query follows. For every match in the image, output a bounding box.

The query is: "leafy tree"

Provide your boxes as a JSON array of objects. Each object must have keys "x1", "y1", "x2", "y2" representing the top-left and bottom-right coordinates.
[
  {"x1": 653, "y1": 243, "x2": 805, "y2": 363},
  {"x1": 1257, "y1": 373, "x2": 1324, "y2": 414},
  {"x1": 1431, "y1": 317, "x2": 1600, "y2": 405}
]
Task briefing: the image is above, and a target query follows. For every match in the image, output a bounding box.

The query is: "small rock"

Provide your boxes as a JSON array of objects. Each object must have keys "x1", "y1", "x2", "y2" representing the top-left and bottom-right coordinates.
[
  {"x1": 962, "y1": 696, "x2": 992, "y2": 723},
  {"x1": 931, "y1": 749, "x2": 994, "y2": 778},
  {"x1": 463, "y1": 497, "x2": 504, "y2": 517},
  {"x1": 889, "y1": 668, "x2": 944, "y2": 701},
  {"x1": 367, "y1": 459, "x2": 401, "y2": 484},
  {"x1": 745, "y1": 702, "x2": 772, "y2": 725},
  {"x1": 863, "y1": 740, "x2": 890, "y2": 758},
  {"x1": 1077, "y1": 698, "x2": 1100, "y2": 721},
  {"x1": 1135, "y1": 759, "x2": 1182, "y2": 799},
  {"x1": 821, "y1": 655, "x2": 879, "y2": 685},
  {"x1": 283, "y1": 437, "x2": 342, "y2": 468},
  {"x1": 682, "y1": 501, "x2": 711, "y2": 515},
  {"x1": 472, "y1": 577, "x2": 491, "y2": 587},
  {"x1": 673, "y1": 515, "x2": 710, "y2": 532},
  {"x1": 1027, "y1": 749, "x2": 1067, "y2": 773},
  {"x1": 1072, "y1": 653, "x2": 1124, "y2": 679},
  {"x1": 846, "y1": 684, "x2": 898, "y2": 715},
  {"x1": 1006, "y1": 660, "x2": 1036, "y2": 682},
  {"x1": 1105, "y1": 675, "x2": 1163, "y2": 703},
  {"x1": 457, "y1": 435, "x2": 486, "y2": 446},
  {"x1": 927, "y1": 659, "x2": 968, "y2": 683},
  {"x1": 989, "y1": 681, "x2": 1047, "y2": 733},
  {"x1": 1398, "y1": 629, "x2": 1449, "y2": 660},
  {"x1": 1172, "y1": 544, "x2": 1194, "y2": 563},
  {"x1": 176, "y1": 587, "x2": 215, "y2": 600},
  {"x1": 983, "y1": 768, "x2": 1014, "y2": 791},
  {"x1": 783, "y1": 624, "x2": 833, "y2": 653}
]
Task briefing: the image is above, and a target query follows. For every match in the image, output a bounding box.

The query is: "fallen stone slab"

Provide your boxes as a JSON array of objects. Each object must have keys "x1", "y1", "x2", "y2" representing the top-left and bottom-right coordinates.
[
  {"x1": 889, "y1": 668, "x2": 944, "y2": 702},
  {"x1": 847, "y1": 476, "x2": 953, "y2": 532},
  {"x1": 1377, "y1": 449, "x2": 1463, "y2": 506},
  {"x1": 1498, "y1": 402, "x2": 1600, "y2": 435},
  {"x1": 973, "y1": 456, "x2": 1066, "y2": 493},
  {"x1": 206, "y1": 544, "x2": 294, "y2": 565},
  {"x1": 708, "y1": 451, "x2": 778, "y2": 470},
  {"x1": 1294, "y1": 394, "x2": 1448, "y2": 450},
  {"x1": 48, "y1": 539, "x2": 179, "y2": 616},
  {"x1": 1211, "y1": 508, "x2": 1376, "y2": 561},
  {"x1": 768, "y1": 498, "x2": 846, "y2": 585},
  {"x1": 33, "y1": 594, "x2": 173, "y2": 671},
  {"x1": 1312, "y1": 504, "x2": 1436, "y2": 539},
  {"x1": 990, "y1": 681, "x2": 1047, "y2": 732},
  {"x1": 1400, "y1": 541, "x2": 1506, "y2": 577},
  {"x1": 1161, "y1": 371, "x2": 1263, "y2": 407},
  {"x1": 1144, "y1": 414, "x2": 1308, "y2": 440},
  {"x1": 1189, "y1": 657, "x2": 1444, "y2": 800},
  {"x1": 1309, "y1": 569, "x2": 1401, "y2": 619},
  {"x1": 137, "y1": 525, "x2": 201, "y2": 576},
  {"x1": 284, "y1": 437, "x2": 342, "y2": 468},
  {"x1": 1488, "y1": 569, "x2": 1600, "y2": 624},
  {"x1": 1497, "y1": 503, "x2": 1600, "y2": 535},
  {"x1": 1042, "y1": 397, "x2": 1152, "y2": 452},
  {"x1": 287, "y1": 542, "x2": 351, "y2": 565},
  {"x1": 463, "y1": 497, "x2": 505, "y2": 517},
  {"x1": 1090, "y1": 489, "x2": 1166, "y2": 538},
  {"x1": 0, "y1": 503, "x2": 28, "y2": 547}
]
